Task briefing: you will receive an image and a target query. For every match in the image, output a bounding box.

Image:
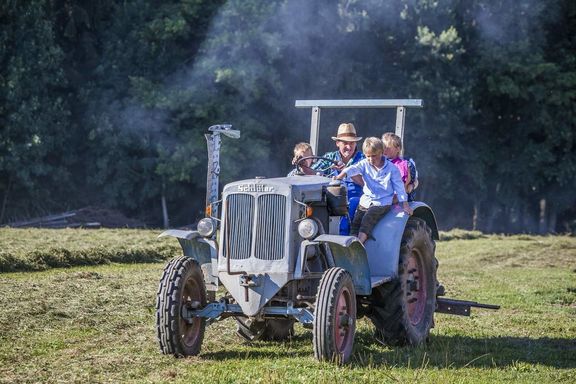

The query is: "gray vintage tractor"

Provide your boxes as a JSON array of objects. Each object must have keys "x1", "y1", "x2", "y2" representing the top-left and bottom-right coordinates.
[{"x1": 155, "y1": 99, "x2": 498, "y2": 364}]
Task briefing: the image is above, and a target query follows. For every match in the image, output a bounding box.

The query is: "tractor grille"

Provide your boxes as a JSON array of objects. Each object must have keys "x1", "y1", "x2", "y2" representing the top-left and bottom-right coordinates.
[
  {"x1": 224, "y1": 193, "x2": 287, "y2": 261},
  {"x1": 224, "y1": 194, "x2": 254, "y2": 260},
  {"x1": 254, "y1": 194, "x2": 286, "y2": 261}
]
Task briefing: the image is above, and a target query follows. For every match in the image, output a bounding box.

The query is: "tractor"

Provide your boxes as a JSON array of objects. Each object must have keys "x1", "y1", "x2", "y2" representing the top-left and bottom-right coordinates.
[{"x1": 155, "y1": 99, "x2": 498, "y2": 364}]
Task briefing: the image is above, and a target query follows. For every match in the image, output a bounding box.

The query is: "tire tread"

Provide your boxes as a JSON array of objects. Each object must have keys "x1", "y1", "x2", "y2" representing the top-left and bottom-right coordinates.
[
  {"x1": 156, "y1": 256, "x2": 206, "y2": 356},
  {"x1": 369, "y1": 217, "x2": 437, "y2": 346}
]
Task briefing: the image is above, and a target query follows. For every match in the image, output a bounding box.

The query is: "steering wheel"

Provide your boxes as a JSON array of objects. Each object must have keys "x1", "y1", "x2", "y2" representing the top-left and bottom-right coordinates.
[{"x1": 295, "y1": 156, "x2": 341, "y2": 175}]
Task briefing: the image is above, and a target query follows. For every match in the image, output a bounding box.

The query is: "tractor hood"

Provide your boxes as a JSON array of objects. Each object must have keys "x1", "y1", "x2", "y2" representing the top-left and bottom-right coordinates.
[{"x1": 223, "y1": 175, "x2": 331, "y2": 203}]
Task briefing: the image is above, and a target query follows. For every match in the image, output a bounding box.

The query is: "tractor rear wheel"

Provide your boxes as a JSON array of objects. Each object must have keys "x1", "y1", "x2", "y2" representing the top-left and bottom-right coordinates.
[
  {"x1": 313, "y1": 267, "x2": 356, "y2": 364},
  {"x1": 156, "y1": 256, "x2": 207, "y2": 356},
  {"x1": 235, "y1": 317, "x2": 295, "y2": 341},
  {"x1": 369, "y1": 217, "x2": 437, "y2": 346}
]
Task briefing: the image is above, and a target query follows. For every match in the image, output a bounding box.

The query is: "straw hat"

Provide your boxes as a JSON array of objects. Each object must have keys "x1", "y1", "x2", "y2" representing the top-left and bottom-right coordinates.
[{"x1": 331, "y1": 123, "x2": 362, "y2": 142}]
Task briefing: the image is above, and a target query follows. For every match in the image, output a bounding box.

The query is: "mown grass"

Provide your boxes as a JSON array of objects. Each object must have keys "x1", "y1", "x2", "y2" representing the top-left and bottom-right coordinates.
[
  {"x1": 0, "y1": 228, "x2": 179, "y2": 272},
  {"x1": 0, "y1": 227, "x2": 485, "y2": 273},
  {"x1": 0, "y1": 229, "x2": 575, "y2": 383}
]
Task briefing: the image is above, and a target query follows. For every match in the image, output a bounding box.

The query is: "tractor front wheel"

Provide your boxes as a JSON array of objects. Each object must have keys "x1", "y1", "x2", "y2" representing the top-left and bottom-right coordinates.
[
  {"x1": 313, "y1": 267, "x2": 357, "y2": 364},
  {"x1": 156, "y1": 256, "x2": 207, "y2": 356}
]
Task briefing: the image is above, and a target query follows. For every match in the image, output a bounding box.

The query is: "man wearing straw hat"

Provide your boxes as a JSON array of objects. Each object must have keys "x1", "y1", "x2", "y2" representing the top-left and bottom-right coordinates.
[{"x1": 313, "y1": 123, "x2": 364, "y2": 235}]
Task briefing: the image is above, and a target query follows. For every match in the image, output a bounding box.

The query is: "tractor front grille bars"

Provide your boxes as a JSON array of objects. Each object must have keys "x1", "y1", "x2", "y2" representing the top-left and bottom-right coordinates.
[
  {"x1": 254, "y1": 194, "x2": 286, "y2": 261},
  {"x1": 224, "y1": 193, "x2": 286, "y2": 261},
  {"x1": 224, "y1": 194, "x2": 254, "y2": 260}
]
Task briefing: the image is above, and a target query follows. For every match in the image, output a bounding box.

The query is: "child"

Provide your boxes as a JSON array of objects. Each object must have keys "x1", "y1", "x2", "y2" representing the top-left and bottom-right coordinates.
[
  {"x1": 287, "y1": 142, "x2": 315, "y2": 176},
  {"x1": 334, "y1": 137, "x2": 412, "y2": 244},
  {"x1": 382, "y1": 132, "x2": 418, "y2": 201}
]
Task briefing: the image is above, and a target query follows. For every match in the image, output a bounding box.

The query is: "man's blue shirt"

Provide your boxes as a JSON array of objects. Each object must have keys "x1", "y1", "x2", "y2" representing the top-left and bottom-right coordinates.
[{"x1": 312, "y1": 150, "x2": 364, "y2": 197}]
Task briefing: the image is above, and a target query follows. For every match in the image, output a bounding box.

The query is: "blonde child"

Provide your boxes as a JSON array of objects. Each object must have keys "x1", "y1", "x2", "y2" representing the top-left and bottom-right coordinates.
[
  {"x1": 382, "y1": 132, "x2": 418, "y2": 200},
  {"x1": 334, "y1": 137, "x2": 412, "y2": 244}
]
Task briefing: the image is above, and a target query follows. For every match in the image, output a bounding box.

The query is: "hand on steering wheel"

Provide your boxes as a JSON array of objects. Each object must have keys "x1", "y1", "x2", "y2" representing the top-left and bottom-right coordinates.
[{"x1": 295, "y1": 156, "x2": 341, "y2": 174}]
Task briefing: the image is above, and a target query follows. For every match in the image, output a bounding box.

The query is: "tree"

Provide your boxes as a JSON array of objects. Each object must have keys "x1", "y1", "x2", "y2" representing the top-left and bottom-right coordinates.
[{"x1": 0, "y1": 1, "x2": 73, "y2": 222}]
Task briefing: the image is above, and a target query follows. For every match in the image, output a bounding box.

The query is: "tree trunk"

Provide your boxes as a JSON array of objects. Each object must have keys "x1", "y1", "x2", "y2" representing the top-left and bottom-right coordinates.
[
  {"x1": 0, "y1": 174, "x2": 12, "y2": 225},
  {"x1": 161, "y1": 183, "x2": 169, "y2": 229},
  {"x1": 472, "y1": 201, "x2": 479, "y2": 231},
  {"x1": 539, "y1": 198, "x2": 547, "y2": 234}
]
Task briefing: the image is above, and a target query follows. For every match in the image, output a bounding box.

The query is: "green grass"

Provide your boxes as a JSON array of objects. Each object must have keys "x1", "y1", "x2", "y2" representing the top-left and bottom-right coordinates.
[
  {"x1": 0, "y1": 228, "x2": 179, "y2": 272},
  {"x1": 0, "y1": 229, "x2": 575, "y2": 383}
]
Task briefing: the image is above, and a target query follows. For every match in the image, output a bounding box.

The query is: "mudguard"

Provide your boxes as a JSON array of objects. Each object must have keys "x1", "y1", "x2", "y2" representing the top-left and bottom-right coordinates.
[
  {"x1": 364, "y1": 202, "x2": 438, "y2": 288},
  {"x1": 309, "y1": 234, "x2": 371, "y2": 295},
  {"x1": 158, "y1": 229, "x2": 219, "y2": 293}
]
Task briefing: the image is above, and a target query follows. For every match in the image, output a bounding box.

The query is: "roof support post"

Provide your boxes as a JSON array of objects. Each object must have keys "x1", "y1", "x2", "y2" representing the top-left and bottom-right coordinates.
[
  {"x1": 395, "y1": 106, "x2": 406, "y2": 156},
  {"x1": 310, "y1": 107, "x2": 321, "y2": 155}
]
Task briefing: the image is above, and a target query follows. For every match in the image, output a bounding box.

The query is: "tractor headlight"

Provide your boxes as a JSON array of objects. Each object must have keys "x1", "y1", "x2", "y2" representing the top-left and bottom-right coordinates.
[
  {"x1": 197, "y1": 218, "x2": 216, "y2": 237},
  {"x1": 298, "y1": 219, "x2": 318, "y2": 240}
]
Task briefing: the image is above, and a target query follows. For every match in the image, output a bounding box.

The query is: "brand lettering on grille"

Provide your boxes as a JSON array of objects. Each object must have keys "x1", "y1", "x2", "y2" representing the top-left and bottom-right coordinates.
[{"x1": 237, "y1": 184, "x2": 274, "y2": 192}]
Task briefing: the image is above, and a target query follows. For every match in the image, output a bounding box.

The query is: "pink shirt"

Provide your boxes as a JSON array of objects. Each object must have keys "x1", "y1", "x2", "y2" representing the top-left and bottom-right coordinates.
[{"x1": 390, "y1": 157, "x2": 410, "y2": 183}]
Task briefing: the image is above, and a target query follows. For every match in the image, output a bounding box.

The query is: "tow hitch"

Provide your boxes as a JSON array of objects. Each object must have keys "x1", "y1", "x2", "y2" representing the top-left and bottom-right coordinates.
[{"x1": 436, "y1": 297, "x2": 500, "y2": 316}]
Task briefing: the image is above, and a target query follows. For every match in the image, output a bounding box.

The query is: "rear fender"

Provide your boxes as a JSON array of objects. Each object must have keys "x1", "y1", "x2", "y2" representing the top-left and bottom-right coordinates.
[
  {"x1": 364, "y1": 202, "x2": 438, "y2": 287},
  {"x1": 159, "y1": 229, "x2": 219, "y2": 292},
  {"x1": 311, "y1": 234, "x2": 371, "y2": 295}
]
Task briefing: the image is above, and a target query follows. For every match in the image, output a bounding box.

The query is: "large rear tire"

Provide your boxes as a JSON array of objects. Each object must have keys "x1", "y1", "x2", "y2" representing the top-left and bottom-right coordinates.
[
  {"x1": 156, "y1": 256, "x2": 207, "y2": 356},
  {"x1": 313, "y1": 267, "x2": 356, "y2": 364},
  {"x1": 369, "y1": 217, "x2": 437, "y2": 346}
]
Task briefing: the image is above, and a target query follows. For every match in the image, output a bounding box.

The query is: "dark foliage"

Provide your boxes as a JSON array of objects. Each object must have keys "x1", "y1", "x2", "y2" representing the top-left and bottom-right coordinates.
[{"x1": 0, "y1": 0, "x2": 574, "y2": 233}]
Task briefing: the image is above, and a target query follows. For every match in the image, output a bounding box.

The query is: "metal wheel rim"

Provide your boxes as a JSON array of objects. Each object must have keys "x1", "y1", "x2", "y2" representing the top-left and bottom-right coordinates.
[
  {"x1": 181, "y1": 279, "x2": 202, "y2": 346},
  {"x1": 334, "y1": 286, "x2": 353, "y2": 352}
]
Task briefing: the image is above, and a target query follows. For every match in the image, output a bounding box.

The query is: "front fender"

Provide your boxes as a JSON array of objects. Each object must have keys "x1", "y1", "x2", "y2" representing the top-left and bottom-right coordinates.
[
  {"x1": 159, "y1": 229, "x2": 218, "y2": 292},
  {"x1": 364, "y1": 202, "x2": 438, "y2": 287},
  {"x1": 312, "y1": 234, "x2": 371, "y2": 295}
]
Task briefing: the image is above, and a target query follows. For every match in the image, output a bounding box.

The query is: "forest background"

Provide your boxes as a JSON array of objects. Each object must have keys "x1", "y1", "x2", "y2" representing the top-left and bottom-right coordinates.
[{"x1": 1, "y1": 0, "x2": 574, "y2": 233}]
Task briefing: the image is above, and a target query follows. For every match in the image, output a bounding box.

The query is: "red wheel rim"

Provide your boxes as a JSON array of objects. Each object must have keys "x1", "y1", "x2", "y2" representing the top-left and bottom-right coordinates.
[
  {"x1": 406, "y1": 248, "x2": 427, "y2": 325},
  {"x1": 181, "y1": 278, "x2": 202, "y2": 346},
  {"x1": 334, "y1": 286, "x2": 353, "y2": 353}
]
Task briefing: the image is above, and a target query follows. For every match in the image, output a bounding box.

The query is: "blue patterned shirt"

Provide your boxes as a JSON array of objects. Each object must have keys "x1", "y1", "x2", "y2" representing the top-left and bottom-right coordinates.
[
  {"x1": 312, "y1": 150, "x2": 364, "y2": 198},
  {"x1": 312, "y1": 150, "x2": 364, "y2": 176}
]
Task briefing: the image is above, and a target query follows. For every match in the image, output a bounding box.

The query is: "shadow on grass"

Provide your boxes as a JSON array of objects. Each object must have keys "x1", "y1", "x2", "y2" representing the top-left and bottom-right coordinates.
[
  {"x1": 201, "y1": 330, "x2": 576, "y2": 369},
  {"x1": 201, "y1": 331, "x2": 314, "y2": 360},
  {"x1": 351, "y1": 332, "x2": 576, "y2": 369}
]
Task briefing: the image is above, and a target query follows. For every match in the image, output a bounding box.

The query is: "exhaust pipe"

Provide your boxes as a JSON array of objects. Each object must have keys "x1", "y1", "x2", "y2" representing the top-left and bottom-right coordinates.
[{"x1": 204, "y1": 124, "x2": 240, "y2": 219}]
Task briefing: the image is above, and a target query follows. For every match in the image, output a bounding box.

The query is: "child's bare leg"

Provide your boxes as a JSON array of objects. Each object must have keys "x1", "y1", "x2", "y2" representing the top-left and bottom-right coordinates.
[{"x1": 357, "y1": 232, "x2": 368, "y2": 243}]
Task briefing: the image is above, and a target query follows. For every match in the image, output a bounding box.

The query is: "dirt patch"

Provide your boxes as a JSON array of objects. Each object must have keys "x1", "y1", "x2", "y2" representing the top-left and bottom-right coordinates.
[{"x1": 71, "y1": 207, "x2": 146, "y2": 228}]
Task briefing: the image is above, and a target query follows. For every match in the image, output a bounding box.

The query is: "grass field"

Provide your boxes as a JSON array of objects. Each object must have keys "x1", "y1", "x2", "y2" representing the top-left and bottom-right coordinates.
[{"x1": 0, "y1": 229, "x2": 575, "y2": 383}]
